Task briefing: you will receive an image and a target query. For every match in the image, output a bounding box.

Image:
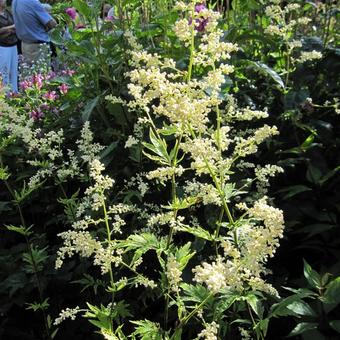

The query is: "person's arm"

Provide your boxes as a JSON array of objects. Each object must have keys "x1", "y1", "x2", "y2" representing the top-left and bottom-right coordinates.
[
  {"x1": 0, "y1": 24, "x2": 15, "y2": 39},
  {"x1": 0, "y1": 24, "x2": 15, "y2": 34},
  {"x1": 45, "y1": 18, "x2": 57, "y2": 31},
  {"x1": 32, "y1": 0, "x2": 57, "y2": 31}
]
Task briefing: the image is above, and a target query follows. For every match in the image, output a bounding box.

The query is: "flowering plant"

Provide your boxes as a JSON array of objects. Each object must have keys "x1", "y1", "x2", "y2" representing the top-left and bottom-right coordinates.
[
  {"x1": 54, "y1": 3, "x2": 291, "y2": 339},
  {"x1": 7, "y1": 70, "x2": 74, "y2": 122}
]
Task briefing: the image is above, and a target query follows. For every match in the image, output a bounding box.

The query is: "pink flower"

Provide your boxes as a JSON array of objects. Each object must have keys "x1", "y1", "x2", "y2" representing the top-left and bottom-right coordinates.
[
  {"x1": 195, "y1": 3, "x2": 206, "y2": 13},
  {"x1": 29, "y1": 110, "x2": 44, "y2": 121},
  {"x1": 59, "y1": 83, "x2": 69, "y2": 95},
  {"x1": 19, "y1": 80, "x2": 32, "y2": 90},
  {"x1": 32, "y1": 74, "x2": 44, "y2": 90},
  {"x1": 189, "y1": 3, "x2": 209, "y2": 32},
  {"x1": 44, "y1": 91, "x2": 58, "y2": 100},
  {"x1": 61, "y1": 69, "x2": 75, "y2": 76},
  {"x1": 65, "y1": 7, "x2": 77, "y2": 20}
]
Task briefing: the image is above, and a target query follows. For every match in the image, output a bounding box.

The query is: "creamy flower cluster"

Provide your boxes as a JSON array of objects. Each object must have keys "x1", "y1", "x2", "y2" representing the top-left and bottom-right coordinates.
[
  {"x1": 54, "y1": 306, "x2": 81, "y2": 325},
  {"x1": 193, "y1": 197, "x2": 284, "y2": 295},
  {"x1": 197, "y1": 321, "x2": 219, "y2": 340}
]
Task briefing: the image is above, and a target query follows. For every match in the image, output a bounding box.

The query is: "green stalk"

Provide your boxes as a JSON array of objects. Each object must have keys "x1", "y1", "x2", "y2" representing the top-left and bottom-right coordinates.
[
  {"x1": 187, "y1": 5, "x2": 196, "y2": 83},
  {"x1": 171, "y1": 293, "x2": 214, "y2": 338},
  {"x1": 101, "y1": 196, "x2": 115, "y2": 286}
]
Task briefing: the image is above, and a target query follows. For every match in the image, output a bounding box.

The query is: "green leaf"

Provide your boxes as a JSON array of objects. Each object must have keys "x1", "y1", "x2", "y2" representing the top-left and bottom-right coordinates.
[
  {"x1": 254, "y1": 319, "x2": 269, "y2": 338},
  {"x1": 248, "y1": 61, "x2": 284, "y2": 89},
  {"x1": 131, "y1": 320, "x2": 163, "y2": 340},
  {"x1": 100, "y1": 141, "x2": 119, "y2": 165},
  {"x1": 303, "y1": 259, "x2": 322, "y2": 289},
  {"x1": 181, "y1": 283, "x2": 210, "y2": 303},
  {"x1": 270, "y1": 294, "x2": 308, "y2": 318},
  {"x1": 143, "y1": 129, "x2": 170, "y2": 165},
  {"x1": 5, "y1": 225, "x2": 32, "y2": 236},
  {"x1": 0, "y1": 166, "x2": 10, "y2": 180},
  {"x1": 323, "y1": 277, "x2": 340, "y2": 305},
  {"x1": 319, "y1": 166, "x2": 340, "y2": 185},
  {"x1": 277, "y1": 185, "x2": 312, "y2": 199},
  {"x1": 246, "y1": 294, "x2": 264, "y2": 319},
  {"x1": 175, "y1": 224, "x2": 214, "y2": 241},
  {"x1": 286, "y1": 300, "x2": 316, "y2": 317},
  {"x1": 26, "y1": 298, "x2": 50, "y2": 312},
  {"x1": 125, "y1": 233, "x2": 163, "y2": 253},
  {"x1": 175, "y1": 243, "x2": 195, "y2": 270},
  {"x1": 73, "y1": 0, "x2": 92, "y2": 17},
  {"x1": 329, "y1": 320, "x2": 340, "y2": 333},
  {"x1": 306, "y1": 164, "x2": 323, "y2": 184},
  {"x1": 82, "y1": 96, "x2": 100, "y2": 122},
  {"x1": 288, "y1": 322, "x2": 318, "y2": 337}
]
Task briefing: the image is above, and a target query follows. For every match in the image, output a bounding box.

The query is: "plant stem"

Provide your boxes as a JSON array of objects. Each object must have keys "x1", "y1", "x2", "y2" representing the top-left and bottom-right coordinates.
[
  {"x1": 102, "y1": 196, "x2": 115, "y2": 286},
  {"x1": 171, "y1": 293, "x2": 213, "y2": 338}
]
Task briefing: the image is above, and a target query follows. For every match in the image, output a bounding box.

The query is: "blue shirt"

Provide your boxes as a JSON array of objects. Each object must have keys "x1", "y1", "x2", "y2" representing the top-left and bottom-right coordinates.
[{"x1": 12, "y1": 0, "x2": 53, "y2": 43}]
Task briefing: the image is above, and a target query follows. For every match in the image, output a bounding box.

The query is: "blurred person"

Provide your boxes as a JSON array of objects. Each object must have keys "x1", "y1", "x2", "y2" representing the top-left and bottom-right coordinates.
[
  {"x1": 41, "y1": 3, "x2": 58, "y2": 70},
  {"x1": 0, "y1": 0, "x2": 18, "y2": 91},
  {"x1": 102, "y1": 3, "x2": 112, "y2": 20},
  {"x1": 12, "y1": 0, "x2": 57, "y2": 68}
]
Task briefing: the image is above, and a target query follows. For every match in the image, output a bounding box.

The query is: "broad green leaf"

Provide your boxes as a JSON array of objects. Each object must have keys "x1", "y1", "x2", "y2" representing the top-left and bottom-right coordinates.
[
  {"x1": 277, "y1": 185, "x2": 312, "y2": 199},
  {"x1": 303, "y1": 259, "x2": 322, "y2": 289},
  {"x1": 306, "y1": 164, "x2": 323, "y2": 184},
  {"x1": 246, "y1": 294, "x2": 264, "y2": 319},
  {"x1": 329, "y1": 320, "x2": 340, "y2": 333},
  {"x1": 270, "y1": 294, "x2": 305, "y2": 318},
  {"x1": 248, "y1": 61, "x2": 284, "y2": 89},
  {"x1": 286, "y1": 300, "x2": 316, "y2": 317},
  {"x1": 323, "y1": 277, "x2": 340, "y2": 305},
  {"x1": 82, "y1": 96, "x2": 100, "y2": 122},
  {"x1": 288, "y1": 322, "x2": 318, "y2": 337},
  {"x1": 73, "y1": 0, "x2": 92, "y2": 17}
]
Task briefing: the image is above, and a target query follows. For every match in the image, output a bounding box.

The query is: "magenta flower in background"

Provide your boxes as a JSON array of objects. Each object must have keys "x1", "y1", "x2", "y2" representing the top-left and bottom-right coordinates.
[
  {"x1": 19, "y1": 80, "x2": 32, "y2": 90},
  {"x1": 65, "y1": 7, "x2": 77, "y2": 20},
  {"x1": 32, "y1": 74, "x2": 44, "y2": 90},
  {"x1": 59, "y1": 84, "x2": 69, "y2": 95},
  {"x1": 192, "y1": 3, "x2": 209, "y2": 32},
  {"x1": 61, "y1": 69, "x2": 75, "y2": 76},
  {"x1": 29, "y1": 110, "x2": 44, "y2": 121},
  {"x1": 195, "y1": 3, "x2": 206, "y2": 13},
  {"x1": 44, "y1": 91, "x2": 58, "y2": 101}
]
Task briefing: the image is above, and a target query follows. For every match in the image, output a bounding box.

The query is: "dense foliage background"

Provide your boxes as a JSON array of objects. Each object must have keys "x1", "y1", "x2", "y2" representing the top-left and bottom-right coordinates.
[{"x1": 0, "y1": 0, "x2": 339, "y2": 339}]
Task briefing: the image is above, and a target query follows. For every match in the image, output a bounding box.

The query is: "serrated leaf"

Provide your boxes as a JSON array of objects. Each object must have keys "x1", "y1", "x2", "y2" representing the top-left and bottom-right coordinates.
[
  {"x1": 131, "y1": 320, "x2": 163, "y2": 340},
  {"x1": 175, "y1": 224, "x2": 213, "y2": 241},
  {"x1": 5, "y1": 225, "x2": 32, "y2": 236},
  {"x1": 181, "y1": 283, "x2": 210, "y2": 303},
  {"x1": 175, "y1": 242, "x2": 195, "y2": 270}
]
